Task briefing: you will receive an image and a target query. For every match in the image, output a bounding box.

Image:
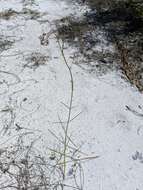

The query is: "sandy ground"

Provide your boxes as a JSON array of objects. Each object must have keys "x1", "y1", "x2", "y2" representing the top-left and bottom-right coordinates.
[{"x1": 0, "y1": 0, "x2": 143, "y2": 189}]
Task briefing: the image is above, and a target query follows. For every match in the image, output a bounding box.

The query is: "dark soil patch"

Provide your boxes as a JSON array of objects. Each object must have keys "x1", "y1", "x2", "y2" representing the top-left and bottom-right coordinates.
[
  {"x1": 85, "y1": 5, "x2": 143, "y2": 38},
  {"x1": 57, "y1": 1, "x2": 143, "y2": 92},
  {"x1": 57, "y1": 16, "x2": 119, "y2": 74}
]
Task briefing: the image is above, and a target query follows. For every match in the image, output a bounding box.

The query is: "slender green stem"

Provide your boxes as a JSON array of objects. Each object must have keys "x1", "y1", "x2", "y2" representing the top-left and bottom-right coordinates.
[{"x1": 57, "y1": 39, "x2": 74, "y2": 179}]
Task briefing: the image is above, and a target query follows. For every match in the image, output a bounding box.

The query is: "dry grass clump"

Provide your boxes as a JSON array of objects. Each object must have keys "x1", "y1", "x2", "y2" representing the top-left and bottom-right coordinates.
[
  {"x1": 24, "y1": 52, "x2": 49, "y2": 70},
  {"x1": 0, "y1": 8, "x2": 44, "y2": 21},
  {"x1": 0, "y1": 36, "x2": 15, "y2": 53},
  {"x1": 0, "y1": 132, "x2": 87, "y2": 190},
  {"x1": 22, "y1": 8, "x2": 42, "y2": 20},
  {"x1": 0, "y1": 135, "x2": 61, "y2": 190},
  {"x1": 0, "y1": 9, "x2": 18, "y2": 20}
]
